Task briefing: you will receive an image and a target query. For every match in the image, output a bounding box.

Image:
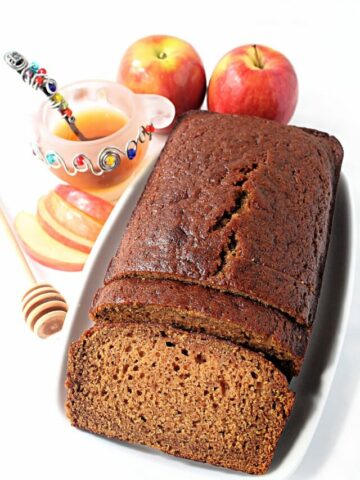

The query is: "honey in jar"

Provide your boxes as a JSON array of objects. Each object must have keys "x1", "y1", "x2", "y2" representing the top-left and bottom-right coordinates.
[
  {"x1": 33, "y1": 80, "x2": 175, "y2": 202},
  {"x1": 53, "y1": 107, "x2": 128, "y2": 141},
  {"x1": 49, "y1": 106, "x2": 146, "y2": 200}
]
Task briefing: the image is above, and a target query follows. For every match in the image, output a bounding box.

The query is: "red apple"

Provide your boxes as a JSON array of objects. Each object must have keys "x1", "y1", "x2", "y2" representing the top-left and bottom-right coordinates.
[
  {"x1": 117, "y1": 35, "x2": 206, "y2": 117},
  {"x1": 54, "y1": 185, "x2": 113, "y2": 224},
  {"x1": 207, "y1": 44, "x2": 298, "y2": 123},
  {"x1": 44, "y1": 192, "x2": 103, "y2": 242},
  {"x1": 37, "y1": 196, "x2": 94, "y2": 253},
  {"x1": 15, "y1": 212, "x2": 88, "y2": 271}
]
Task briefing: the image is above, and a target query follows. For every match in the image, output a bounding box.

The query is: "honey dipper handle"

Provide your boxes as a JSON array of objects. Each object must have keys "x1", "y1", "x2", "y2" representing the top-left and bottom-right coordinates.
[{"x1": 0, "y1": 204, "x2": 36, "y2": 285}]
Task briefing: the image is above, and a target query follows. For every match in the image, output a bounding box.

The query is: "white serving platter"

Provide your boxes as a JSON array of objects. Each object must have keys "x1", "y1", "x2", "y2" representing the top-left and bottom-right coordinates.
[{"x1": 56, "y1": 139, "x2": 356, "y2": 479}]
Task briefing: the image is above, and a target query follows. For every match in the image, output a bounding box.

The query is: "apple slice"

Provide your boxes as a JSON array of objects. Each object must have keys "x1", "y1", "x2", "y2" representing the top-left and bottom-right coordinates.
[
  {"x1": 44, "y1": 192, "x2": 102, "y2": 242},
  {"x1": 37, "y1": 196, "x2": 94, "y2": 254},
  {"x1": 15, "y1": 212, "x2": 88, "y2": 271},
  {"x1": 54, "y1": 185, "x2": 113, "y2": 224}
]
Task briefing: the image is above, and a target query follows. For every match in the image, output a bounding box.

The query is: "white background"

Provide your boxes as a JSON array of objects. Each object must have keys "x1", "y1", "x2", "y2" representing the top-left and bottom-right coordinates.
[{"x1": 0, "y1": 0, "x2": 359, "y2": 479}]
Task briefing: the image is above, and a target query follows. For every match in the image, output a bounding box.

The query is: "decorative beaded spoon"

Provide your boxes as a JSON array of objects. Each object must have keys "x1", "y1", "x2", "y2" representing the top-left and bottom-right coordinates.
[{"x1": 4, "y1": 51, "x2": 95, "y2": 141}]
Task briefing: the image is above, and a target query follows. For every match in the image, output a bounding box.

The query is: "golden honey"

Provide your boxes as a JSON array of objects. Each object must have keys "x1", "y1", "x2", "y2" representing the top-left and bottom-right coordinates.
[
  {"x1": 53, "y1": 107, "x2": 128, "y2": 141},
  {"x1": 32, "y1": 80, "x2": 175, "y2": 201},
  {"x1": 50, "y1": 107, "x2": 145, "y2": 199}
]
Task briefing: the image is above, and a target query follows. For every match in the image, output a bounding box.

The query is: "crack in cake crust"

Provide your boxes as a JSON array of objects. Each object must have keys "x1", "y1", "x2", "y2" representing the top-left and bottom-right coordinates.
[
  {"x1": 209, "y1": 162, "x2": 257, "y2": 232},
  {"x1": 105, "y1": 112, "x2": 343, "y2": 326},
  {"x1": 209, "y1": 191, "x2": 248, "y2": 232}
]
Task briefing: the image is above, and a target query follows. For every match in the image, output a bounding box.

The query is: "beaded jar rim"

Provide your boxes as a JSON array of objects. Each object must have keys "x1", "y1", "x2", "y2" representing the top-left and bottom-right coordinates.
[{"x1": 32, "y1": 123, "x2": 155, "y2": 176}]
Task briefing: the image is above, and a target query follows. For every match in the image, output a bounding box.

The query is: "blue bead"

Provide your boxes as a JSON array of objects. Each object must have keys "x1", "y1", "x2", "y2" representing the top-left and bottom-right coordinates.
[
  {"x1": 46, "y1": 153, "x2": 57, "y2": 165},
  {"x1": 46, "y1": 80, "x2": 57, "y2": 93},
  {"x1": 127, "y1": 148, "x2": 137, "y2": 160},
  {"x1": 30, "y1": 62, "x2": 39, "y2": 72}
]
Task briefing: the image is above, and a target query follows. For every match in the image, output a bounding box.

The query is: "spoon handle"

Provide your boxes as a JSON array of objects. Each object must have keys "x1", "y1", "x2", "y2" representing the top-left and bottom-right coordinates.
[{"x1": 3, "y1": 51, "x2": 89, "y2": 141}]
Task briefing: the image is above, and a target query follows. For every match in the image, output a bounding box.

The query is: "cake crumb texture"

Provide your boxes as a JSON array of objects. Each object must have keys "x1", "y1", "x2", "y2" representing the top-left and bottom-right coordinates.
[{"x1": 66, "y1": 322, "x2": 295, "y2": 475}]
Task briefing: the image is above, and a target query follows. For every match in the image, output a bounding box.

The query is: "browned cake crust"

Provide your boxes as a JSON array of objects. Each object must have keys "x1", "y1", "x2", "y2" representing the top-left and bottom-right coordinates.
[
  {"x1": 66, "y1": 113, "x2": 343, "y2": 473},
  {"x1": 104, "y1": 111, "x2": 343, "y2": 326},
  {"x1": 91, "y1": 277, "x2": 309, "y2": 376},
  {"x1": 66, "y1": 322, "x2": 295, "y2": 474}
]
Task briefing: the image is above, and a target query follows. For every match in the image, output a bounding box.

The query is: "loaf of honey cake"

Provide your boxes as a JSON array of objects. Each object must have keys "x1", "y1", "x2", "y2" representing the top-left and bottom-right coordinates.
[
  {"x1": 67, "y1": 112, "x2": 343, "y2": 474},
  {"x1": 90, "y1": 111, "x2": 343, "y2": 375}
]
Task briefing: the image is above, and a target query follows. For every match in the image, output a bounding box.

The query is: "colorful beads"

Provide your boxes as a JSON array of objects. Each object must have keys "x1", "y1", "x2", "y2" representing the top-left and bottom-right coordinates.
[
  {"x1": 105, "y1": 154, "x2": 117, "y2": 167},
  {"x1": 30, "y1": 62, "x2": 39, "y2": 73},
  {"x1": 145, "y1": 124, "x2": 155, "y2": 133},
  {"x1": 46, "y1": 153, "x2": 57, "y2": 165},
  {"x1": 99, "y1": 148, "x2": 121, "y2": 172},
  {"x1": 36, "y1": 121, "x2": 156, "y2": 176},
  {"x1": 45, "y1": 79, "x2": 57, "y2": 94},
  {"x1": 50, "y1": 91, "x2": 72, "y2": 116},
  {"x1": 52, "y1": 93, "x2": 64, "y2": 104},
  {"x1": 127, "y1": 148, "x2": 137, "y2": 160},
  {"x1": 74, "y1": 155, "x2": 85, "y2": 167},
  {"x1": 50, "y1": 93, "x2": 64, "y2": 106},
  {"x1": 35, "y1": 67, "x2": 47, "y2": 86}
]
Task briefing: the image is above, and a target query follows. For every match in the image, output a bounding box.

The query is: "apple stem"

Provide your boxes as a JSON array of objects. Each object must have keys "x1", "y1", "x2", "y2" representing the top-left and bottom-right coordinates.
[
  {"x1": 157, "y1": 51, "x2": 167, "y2": 60},
  {"x1": 252, "y1": 45, "x2": 264, "y2": 69}
]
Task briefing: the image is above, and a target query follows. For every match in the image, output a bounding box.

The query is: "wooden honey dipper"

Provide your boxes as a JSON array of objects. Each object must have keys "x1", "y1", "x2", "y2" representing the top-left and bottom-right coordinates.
[{"x1": 0, "y1": 204, "x2": 68, "y2": 338}]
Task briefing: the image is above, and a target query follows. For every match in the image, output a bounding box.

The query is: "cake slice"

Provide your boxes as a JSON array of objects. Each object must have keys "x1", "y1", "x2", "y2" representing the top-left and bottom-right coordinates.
[
  {"x1": 66, "y1": 322, "x2": 295, "y2": 475},
  {"x1": 90, "y1": 277, "x2": 308, "y2": 377}
]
